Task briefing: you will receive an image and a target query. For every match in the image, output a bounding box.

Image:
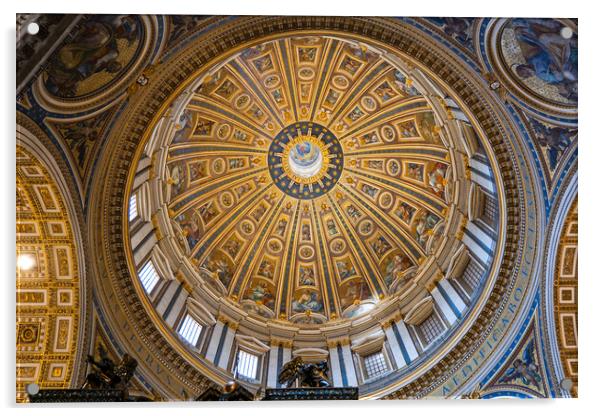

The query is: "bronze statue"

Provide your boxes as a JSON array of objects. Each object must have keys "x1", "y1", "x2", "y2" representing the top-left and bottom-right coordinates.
[
  {"x1": 278, "y1": 356, "x2": 330, "y2": 388},
  {"x1": 82, "y1": 344, "x2": 138, "y2": 390}
]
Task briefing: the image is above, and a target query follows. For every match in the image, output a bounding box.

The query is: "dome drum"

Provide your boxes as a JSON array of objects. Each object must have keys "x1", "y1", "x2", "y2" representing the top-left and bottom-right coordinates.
[{"x1": 122, "y1": 30, "x2": 505, "y2": 396}]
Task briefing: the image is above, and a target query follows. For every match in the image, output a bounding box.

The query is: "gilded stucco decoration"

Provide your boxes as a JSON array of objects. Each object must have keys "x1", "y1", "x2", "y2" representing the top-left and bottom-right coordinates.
[
  {"x1": 16, "y1": 146, "x2": 81, "y2": 402},
  {"x1": 553, "y1": 197, "x2": 578, "y2": 396}
]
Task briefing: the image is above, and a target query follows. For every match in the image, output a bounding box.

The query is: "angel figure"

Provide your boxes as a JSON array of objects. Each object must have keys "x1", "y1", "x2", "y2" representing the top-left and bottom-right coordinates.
[{"x1": 498, "y1": 339, "x2": 542, "y2": 389}]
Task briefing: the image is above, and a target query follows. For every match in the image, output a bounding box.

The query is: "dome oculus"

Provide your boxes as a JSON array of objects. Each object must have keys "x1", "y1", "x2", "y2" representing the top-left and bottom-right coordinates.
[
  {"x1": 288, "y1": 141, "x2": 322, "y2": 178},
  {"x1": 269, "y1": 122, "x2": 343, "y2": 199}
]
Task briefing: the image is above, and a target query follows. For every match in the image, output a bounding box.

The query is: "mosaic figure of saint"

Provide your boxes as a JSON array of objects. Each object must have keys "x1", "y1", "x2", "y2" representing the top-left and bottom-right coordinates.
[
  {"x1": 199, "y1": 202, "x2": 218, "y2": 223},
  {"x1": 45, "y1": 15, "x2": 139, "y2": 97},
  {"x1": 415, "y1": 212, "x2": 440, "y2": 247},
  {"x1": 336, "y1": 260, "x2": 356, "y2": 280},
  {"x1": 292, "y1": 291, "x2": 324, "y2": 314},
  {"x1": 204, "y1": 258, "x2": 233, "y2": 288},
  {"x1": 394, "y1": 201, "x2": 416, "y2": 224},
  {"x1": 510, "y1": 19, "x2": 578, "y2": 102},
  {"x1": 299, "y1": 266, "x2": 316, "y2": 286},
  {"x1": 374, "y1": 81, "x2": 396, "y2": 101},
  {"x1": 301, "y1": 224, "x2": 312, "y2": 241},
  {"x1": 168, "y1": 163, "x2": 186, "y2": 197},
  {"x1": 384, "y1": 254, "x2": 411, "y2": 287},
  {"x1": 428, "y1": 163, "x2": 448, "y2": 197},
  {"x1": 406, "y1": 163, "x2": 425, "y2": 182},
  {"x1": 371, "y1": 236, "x2": 392, "y2": 258},
  {"x1": 177, "y1": 212, "x2": 202, "y2": 249},
  {"x1": 276, "y1": 218, "x2": 288, "y2": 237},
  {"x1": 346, "y1": 205, "x2": 362, "y2": 221},
  {"x1": 248, "y1": 282, "x2": 274, "y2": 309},
  {"x1": 326, "y1": 219, "x2": 338, "y2": 236},
  {"x1": 258, "y1": 260, "x2": 274, "y2": 279}
]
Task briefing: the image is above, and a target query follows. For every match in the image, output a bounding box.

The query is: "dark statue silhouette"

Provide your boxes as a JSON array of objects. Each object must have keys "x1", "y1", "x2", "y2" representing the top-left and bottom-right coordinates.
[
  {"x1": 278, "y1": 357, "x2": 331, "y2": 388},
  {"x1": 82, "y1": 344, "x2": 138, "y2": 390}
]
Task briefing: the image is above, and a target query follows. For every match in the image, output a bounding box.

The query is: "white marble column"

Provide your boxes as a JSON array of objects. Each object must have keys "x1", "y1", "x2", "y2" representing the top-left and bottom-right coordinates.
[
  {"x1": 164, "y1": 289, "x2": 188, "y2": 328},
  {"x1": 131, "y1": 222, "x2": 157, "y2": 266},
  {"x1": 155, "y1": 280, "x2": 188, "y2": 328},
  {"x1": 439, "y1": 278, "x2": 467, "y2": 315},
  {"x1": 394, "y1": 320, "x2": 419, "y2": 364},
  {"x1": 217, "y1": 324, "x2": 237, "y2": 370},
  {"x1": 461, "y1": 219, "x2": 495, "y2": 268},
  {"x1": 205, "y1": 320, "x2": 225, "y2": 364},
  {"x1": 383, "y1": 323, "x2": 405, "y2": 370},
  {"x1": 340, "y1": 343, "x2": 358, "y2": 387},
  {"x1": 328, "y1": 343, "x2": 344, "y2": 387},
  {"x1": 267, "y1": 344, "x2": 280, "y2": 388},
  {"x1": 431, "y1": 284, "x2": 457, "y2": 326},
  {"x1": 282, "y1": 346, "x2": 291, "y2": 364}
]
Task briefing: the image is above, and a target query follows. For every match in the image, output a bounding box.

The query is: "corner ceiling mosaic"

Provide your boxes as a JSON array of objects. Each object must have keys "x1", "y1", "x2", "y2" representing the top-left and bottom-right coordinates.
[{"x1": 15, "y1": 14, "x2": 578, "y2": 402}]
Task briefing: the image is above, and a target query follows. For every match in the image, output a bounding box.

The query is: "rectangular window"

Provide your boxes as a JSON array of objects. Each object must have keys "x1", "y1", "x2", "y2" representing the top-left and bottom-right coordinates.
[
  {"x1": 363, "y1": 351, "x2": 388, "y2": 380},
  {"x1": 457, "y1": 257, "x2": 484, "y2": 296},
  {"x1": 129, "y1": 194, "x2": 138, "y2": 221},
  {"x1": 177, "y1": 314, "x2": 203, "y2": 347},
  {"x1": 138, "y1": 260, "x2": 160, "y2": 294},
  {"x1": 418, "y1": 313, "x2": 446, "y2": 346},
  {"x1": 482, "y1": 193, "x2": 497, "y2": 227},
  {"x1": 235, "y1": 350, "x2": 259, "y2": 381}
]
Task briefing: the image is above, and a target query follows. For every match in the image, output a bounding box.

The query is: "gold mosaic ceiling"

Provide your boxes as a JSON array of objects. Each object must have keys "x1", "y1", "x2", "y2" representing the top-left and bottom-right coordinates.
[
  {"x1": 156, "y1": 34, "x2": 464, "y2": 324},
  {"x1": 16, "y1": 146, "x2": 81, "y2": 401}
]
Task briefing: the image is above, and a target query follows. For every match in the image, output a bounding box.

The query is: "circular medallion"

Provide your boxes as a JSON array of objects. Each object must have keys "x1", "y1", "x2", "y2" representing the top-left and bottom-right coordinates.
[
  {"x1": 333, "y1": 75, "x2": 349, "y2": 89},
  {"x1": 267, "y1": 238, "x2": 283, "y2": 254},
  {"x1": 381, "y1": 125, "x2": 396, "y2": 142},
  {"x1": 298, "y1": 67, "x2": 315, "y2": 80},
  {"x1": 239, "y1": 219, "x2": 255, "y2": 236},
  {"x1": 330, "y1": 238, "x2": 346, "y2": 254},
  {"x1": 217, "y1": 123, "x2": 231, "y2": 139},
  {"x1": 386, "y1": 159, "x2": 401, "y2": 176},
  {"x1": 219, "y1": 191, "x2": 234, "y2": 209},
  {"x1": 358, "y1": 219, "x2": 374, "y2": 236},
  {"x1": 212, "y1": 158, "x2": 226, "y2": 174},
  {"x1": 38, "y1": 15, "x2": 148, "y2": 104},
  {"x1": 235, "y1": 93, "x2": 252, "y2": 109},
  {"x1": 264, "y1": 75, "x2": 281, "y2": 88},
  {"x1": 298, "y1": 245, "x2": 315, "y2": 260},
  {"x1": 361, "y1": 95, "x2": 377, "y2": 111},
  {"x1": 499, "y1": 18, "x2": 577, "y2": 106},
  {"x1": 268, "y1": 122, "x2": 343, "y2": 199},
  {"x1": 378, "y1": 191, "x2": 394, "y2": 209}
]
